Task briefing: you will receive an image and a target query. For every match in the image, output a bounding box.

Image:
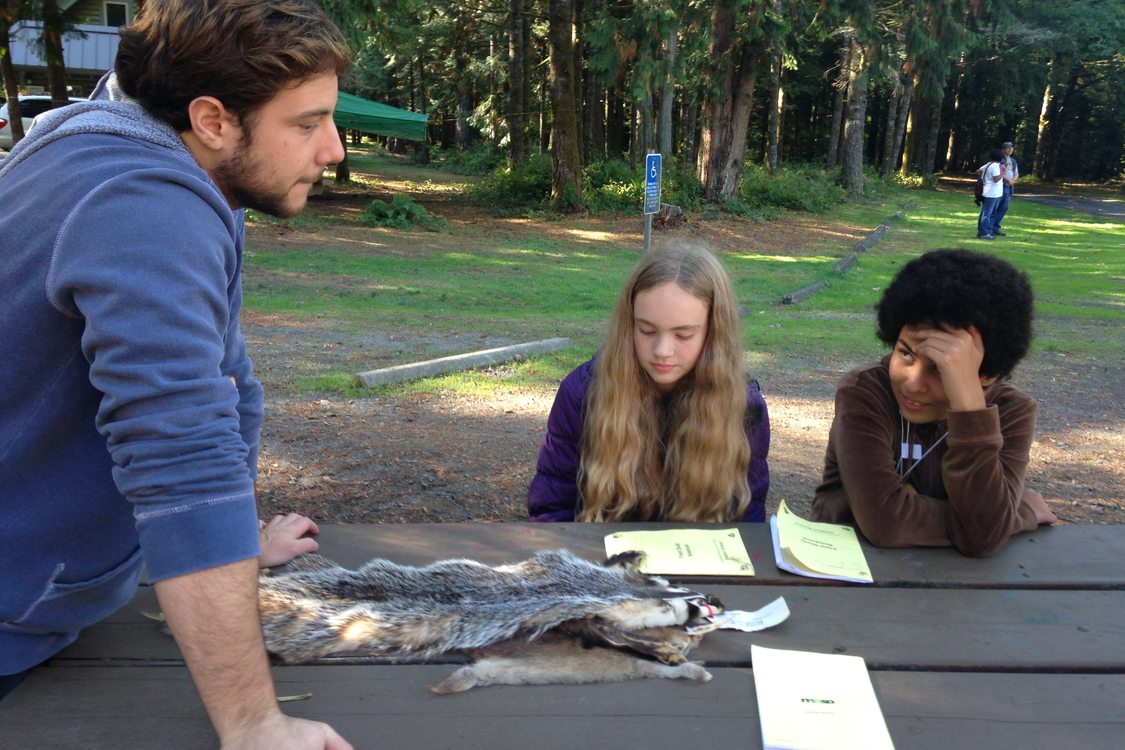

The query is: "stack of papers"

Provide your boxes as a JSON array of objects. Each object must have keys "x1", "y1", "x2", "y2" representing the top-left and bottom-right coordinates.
[
  {"x1": 752, "y1": 644, "x2": 895, "y2": 749},
  {"x1": 603, "y1": 527, "x2": 755, "y2": 576},
  {"x1": 770, "y1": 500, "x2": 873, "y2": 583}
]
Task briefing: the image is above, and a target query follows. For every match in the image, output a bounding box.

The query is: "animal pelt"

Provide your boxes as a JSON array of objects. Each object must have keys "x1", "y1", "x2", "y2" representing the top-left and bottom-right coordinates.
[{"x1": 258, "y1": 550, "x2": 723, "y2": 693}]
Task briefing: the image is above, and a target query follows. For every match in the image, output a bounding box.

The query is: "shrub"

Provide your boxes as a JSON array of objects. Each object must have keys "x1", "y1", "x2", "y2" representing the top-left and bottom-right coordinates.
[
  {"x1": 585, "y1": 159, "x2": 642, "y2": 212},
  {"x1": 361, "y1": 194, "x2": 446, "y2": 231},
  {"x1": 583, "y1": 158, "x2": 704, "y2": 214},
  {"x1": 465, "y1": 153, "x2": 553, "y2": 211},
  {"x1": 739, "y1": 162, "x2": 844, "y2": 212},
  {"x1": 425, "y1": 143, "x2": 507, "y2": 176}
]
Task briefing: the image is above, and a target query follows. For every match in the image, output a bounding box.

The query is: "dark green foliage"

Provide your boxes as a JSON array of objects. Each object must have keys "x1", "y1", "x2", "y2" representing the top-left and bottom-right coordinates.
[
  {"x1": 424, "y1": 144, "x2": 507, "y2": 176},
  {"x1": 582, "y1": 159, "x2": 704, "y2": 214},
  {"x1": 361, "y1": 194, "x2": 446, "y2": 231},
  {"x1": 465, "y1": 153, "x2": 554, "y2": 212},
  {"x1": 584, "y1": 159, "x2": 642, "y2": 212},
  {"x1": 739, "y1": 163, "x2": 845, "y2": 213},
  {"x1": 661, "y1": 163, "x2": 706, "y2": 212},
  {"x1": 861, "y1": 167, "x2": 926, "y2": 199}
]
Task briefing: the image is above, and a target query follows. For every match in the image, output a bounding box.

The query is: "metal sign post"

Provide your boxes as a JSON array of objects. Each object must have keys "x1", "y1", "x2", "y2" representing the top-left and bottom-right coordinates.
[{"x1": 642, "y1": 152, "x2": 662, "y2": 253}]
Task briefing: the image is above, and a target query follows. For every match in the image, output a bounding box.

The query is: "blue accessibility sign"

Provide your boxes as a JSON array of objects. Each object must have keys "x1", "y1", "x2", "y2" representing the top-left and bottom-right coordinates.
[{"x1": 644, "y1": 153, "x2": 662, "y2": 215}]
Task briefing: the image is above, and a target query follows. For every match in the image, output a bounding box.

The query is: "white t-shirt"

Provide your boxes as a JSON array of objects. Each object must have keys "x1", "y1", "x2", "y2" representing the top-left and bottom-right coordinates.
[{"x1": 979, "y1": 162, "x2": 1004, "y2": 199}]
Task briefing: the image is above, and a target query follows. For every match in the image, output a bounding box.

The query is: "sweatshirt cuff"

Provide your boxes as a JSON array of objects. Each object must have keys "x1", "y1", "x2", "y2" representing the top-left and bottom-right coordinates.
[
  {"x1": 136, "y1": 491, "x2": 261, "y2": 582},
  {"x1": 945, "y1": 406, "x2": 1002, "y2": 447}
]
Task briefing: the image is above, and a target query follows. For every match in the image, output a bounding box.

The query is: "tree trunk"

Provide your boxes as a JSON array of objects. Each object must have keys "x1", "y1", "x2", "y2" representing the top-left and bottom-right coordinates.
[
  {"x1": 455, "y1": 47, "x2": 472, "y2": 153},
  {"x1": 891, "y1": 68, "x2": 913, "y2": 174},
  {"x1": 880, "y1": 80, "x2": 900, "y2": 177},
  {"x1": 765, "y1": 39, "x2": 782, "y2": 174},
  {"x1": 573, "y1": 0, "x2": 585, "y2": 157},
  {"x1": 1, "y1": 20, "x2": 24, "y2": 146},
  {"x1": 334, "y1": 127, "x2": 350, "y2": 182},
  {"x1": 40, "y1": 0, "x2": 68, "y2": 104},
  {"x1": 540, "y1": 70, "x2": 551, "y2": 153},
  {"x1": 825, "y1": 40, "x2": 849, "y2": 170},
  {"x1": 580, "y1": 0, "x2": 605, "y2": 162},
  {"x1": 415, "y1": 56, "x2": 429, "y2": 163},
  {"x1": 507, "y1": 0, "x2": 527, "y2": 166},
  {"x1": 683, "y1": 90, "x2": 699, "y2": 168},
  {"x1": 658, "y1": 22, "x2": 677, "y2": 159},
  {"x1": 920, "y1": 97, "x2": 941, "y2": 179},
  {"x1": 698, "y1": 1, "x2": 762, "y2": 202},
  {"x1": 1034, "y1": 58, "x2": 1063, "y2": 179},
  {"x1": 841, "y1": 34, "x2": 867, "y2": 199},
  {"x1": 942, "y1": 54, "x2": 966, "y2": 172},
  {"x1": 1041, "y1": 63, "x2": 1082, "y2": 181},
  {"x1": 547, "y1": 0, "x2": 583, "y2": 211},
  {"x1": 524, "y1": 5, "x2": 535, "y2": 152},
  {"x1": 584, "y1": 67, "x2": 605, "y2": 162},
  {"x1": 638, "y1": 91, "x2": 654, "y2": 157},
  {"x1": 607, "y1": 79, "x2": 626, "y2": 158}
]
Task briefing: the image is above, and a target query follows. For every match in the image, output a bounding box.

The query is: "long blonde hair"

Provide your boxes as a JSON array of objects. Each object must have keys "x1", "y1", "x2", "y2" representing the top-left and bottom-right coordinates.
[{"x1": 577, "y1": 245, "x2": 750, "y2": 522}]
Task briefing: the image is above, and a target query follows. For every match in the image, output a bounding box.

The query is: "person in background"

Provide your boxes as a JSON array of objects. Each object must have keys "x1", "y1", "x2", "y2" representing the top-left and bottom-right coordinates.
[
  {"x1": 810, "y1": 249, "x2": 1057, "y2": 557},
  {"x1": 991, "y1": 141, "x2": 1019, "y2": 236},
  {"x1": 0, "y1": 1, "x2": 352, "y2": 747},
  {"x1": 528, "y1": 245, "x2": 770, "y2": 523},
  {"x1": 976, "y1": 148, "x2": 1005, "y2": 239}
]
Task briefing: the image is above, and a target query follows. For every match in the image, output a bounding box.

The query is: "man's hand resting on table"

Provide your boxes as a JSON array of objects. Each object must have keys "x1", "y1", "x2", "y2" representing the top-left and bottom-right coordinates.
[
  {"x1": 221, "y1": 712, "x2": 352, "y2": 750},
  {"x1": 259, "y1": 513, "x2": 320, "y2": 568}
]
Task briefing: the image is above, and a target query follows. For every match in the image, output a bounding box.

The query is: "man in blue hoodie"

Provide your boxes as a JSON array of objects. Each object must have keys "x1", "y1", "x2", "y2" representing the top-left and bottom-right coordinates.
[{"x1": 0, "y1": 1, "x2": 352, "y2": 747}]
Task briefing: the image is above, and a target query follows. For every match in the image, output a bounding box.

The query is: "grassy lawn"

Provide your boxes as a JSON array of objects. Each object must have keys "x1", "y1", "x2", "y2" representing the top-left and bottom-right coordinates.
[
  {"x1": 242, "y1": 158, "x2": 1123, "y2": 396},
  {"x1": 750, "y1": 190, "x2": 1123, "y2": 367}
]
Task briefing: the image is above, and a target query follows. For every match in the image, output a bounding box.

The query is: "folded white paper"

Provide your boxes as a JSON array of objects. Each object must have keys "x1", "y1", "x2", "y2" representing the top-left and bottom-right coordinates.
[{"x1": 752, "y1": 644, "x2": 895, "y2": 750}]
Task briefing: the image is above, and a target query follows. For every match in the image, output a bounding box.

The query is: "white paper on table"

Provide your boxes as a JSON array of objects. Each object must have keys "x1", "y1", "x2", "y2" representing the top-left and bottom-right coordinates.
[
  {"x1": 703, "y1": 596, "x2": 790, "y2": 632},
  {"x1": 751, "y1": 644, "x2": 895, "y2": 750}
]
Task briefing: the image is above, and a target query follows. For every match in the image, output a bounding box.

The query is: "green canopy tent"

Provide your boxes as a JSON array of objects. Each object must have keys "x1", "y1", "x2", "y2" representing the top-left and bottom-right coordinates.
[{"x1": 333, "y1": 92, "x2": 429, "y2": 142}]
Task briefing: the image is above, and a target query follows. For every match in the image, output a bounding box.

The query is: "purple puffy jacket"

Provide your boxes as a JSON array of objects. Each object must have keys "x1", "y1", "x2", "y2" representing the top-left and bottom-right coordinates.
[{"x1": 527, "y1": 359, "x2": 771, "y2": 522}]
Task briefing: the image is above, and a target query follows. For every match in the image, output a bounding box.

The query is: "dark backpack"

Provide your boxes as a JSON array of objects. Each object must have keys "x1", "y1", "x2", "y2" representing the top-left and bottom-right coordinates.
[{"x1": 974, "y1": 175, "x2": 984, "y2": 206}]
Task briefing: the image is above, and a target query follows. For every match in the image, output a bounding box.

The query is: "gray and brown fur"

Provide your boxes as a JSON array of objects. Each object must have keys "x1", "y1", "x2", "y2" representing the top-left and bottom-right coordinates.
[{"x1": 259, "y1": 550, "x2": 722, "y2": 693}]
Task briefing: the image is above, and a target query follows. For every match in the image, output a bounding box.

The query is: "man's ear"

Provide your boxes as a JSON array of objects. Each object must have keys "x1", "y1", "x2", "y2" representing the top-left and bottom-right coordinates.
[
  {"x1": 979, "y1": 374, "x2": 999, "y2": 389},
  {"x1": 186, "y1": 96, "x2": 239, "y2": 151}
]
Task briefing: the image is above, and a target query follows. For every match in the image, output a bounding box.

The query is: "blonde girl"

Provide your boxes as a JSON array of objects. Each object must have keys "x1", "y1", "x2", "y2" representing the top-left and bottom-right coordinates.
[{"x1": 528, "y1": 245, "x2": 770, "y2": 522}]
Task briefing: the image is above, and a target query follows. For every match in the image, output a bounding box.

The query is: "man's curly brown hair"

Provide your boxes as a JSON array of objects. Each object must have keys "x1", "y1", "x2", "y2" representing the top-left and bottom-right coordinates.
[{"x1": 115, "y1": 0, "x2": 351, "y2": 132}]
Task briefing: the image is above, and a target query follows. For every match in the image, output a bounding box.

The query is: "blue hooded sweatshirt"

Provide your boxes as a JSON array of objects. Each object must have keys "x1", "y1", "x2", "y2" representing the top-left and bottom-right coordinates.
[{"x1": 0, "y1": 74, "x2": 263, "y2": 673}]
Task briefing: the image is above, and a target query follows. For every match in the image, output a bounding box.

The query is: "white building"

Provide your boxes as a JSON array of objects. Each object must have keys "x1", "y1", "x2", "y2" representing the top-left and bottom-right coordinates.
[{"x1": 7, "y1": 1, "x2": 136, "y2": 96}]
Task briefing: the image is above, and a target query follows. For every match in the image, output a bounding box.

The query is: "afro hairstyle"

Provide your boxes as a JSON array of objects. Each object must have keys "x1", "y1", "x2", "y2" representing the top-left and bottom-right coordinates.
[{"x1": 875, "y1": 249, "x2": 1034, "y2": 379}]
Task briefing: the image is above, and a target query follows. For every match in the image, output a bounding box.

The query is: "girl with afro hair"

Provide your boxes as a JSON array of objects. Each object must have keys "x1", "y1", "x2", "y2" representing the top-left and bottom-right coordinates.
[{"x1": 811, "y1": 248, "x2": 1056, "y2": 556}]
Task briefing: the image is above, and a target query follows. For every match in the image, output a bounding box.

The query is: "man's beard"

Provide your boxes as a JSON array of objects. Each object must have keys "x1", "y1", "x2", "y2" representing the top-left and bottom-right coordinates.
[{"x1": 213, "y1": 138, "x2": 304, "y2": 218}]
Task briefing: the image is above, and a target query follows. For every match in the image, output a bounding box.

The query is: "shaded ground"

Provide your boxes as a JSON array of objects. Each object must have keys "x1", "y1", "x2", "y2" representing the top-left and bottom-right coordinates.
[
  {"x1": 939, "y1": 175, "x2": 1125, "y2": 220},
  {"x1": 1017, "y1": 191, "x2": 1125, "y2": 221},
  {"x1": 250, "y1": 188, "x2": 1124, "y2": 527}
]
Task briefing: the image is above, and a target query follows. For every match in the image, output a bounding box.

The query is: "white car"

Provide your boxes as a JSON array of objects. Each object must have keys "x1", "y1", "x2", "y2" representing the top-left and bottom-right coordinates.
[{"x1": 0, "y1": 95, "x2": 84, "y2": 149}]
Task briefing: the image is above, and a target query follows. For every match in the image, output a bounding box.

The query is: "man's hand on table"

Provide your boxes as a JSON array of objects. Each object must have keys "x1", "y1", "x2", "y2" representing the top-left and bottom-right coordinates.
[
  {"x1": 259, "y1": 513, "x2": 320, "y2": 568},
  {"x1": 155, "y1": 558, "x2": 351, "y2": 749},
  {"x1": 221, "y1": 713, "x2": 353, "y2": 750}
]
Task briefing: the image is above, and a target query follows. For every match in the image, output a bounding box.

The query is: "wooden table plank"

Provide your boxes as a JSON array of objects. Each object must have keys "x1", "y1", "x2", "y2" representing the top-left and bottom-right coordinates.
[
  {"x1": 2, "y1": 665, "x2": 1121, "y2": 750},
  {"x1": 53, "y1": 585, "x2": 1125, "y2": 672},
  {"x1": 310, "y1": 523, "x2": 1125, "y2": 589},
  {"x1": 699, "y1": 586, "x2": 1125, "y2": 672}
]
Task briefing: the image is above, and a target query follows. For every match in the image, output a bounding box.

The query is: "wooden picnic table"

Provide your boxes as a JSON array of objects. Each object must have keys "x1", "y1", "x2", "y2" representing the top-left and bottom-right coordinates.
[{"x1": 2, "y1": 522, "x2": 1123, "y2": 749}]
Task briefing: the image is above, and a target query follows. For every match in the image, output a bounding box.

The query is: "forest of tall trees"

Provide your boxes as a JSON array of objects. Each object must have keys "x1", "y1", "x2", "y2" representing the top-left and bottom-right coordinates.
[
  {"x1": 330, "y1": 0, "x2": 1123, "y2": 204},
  {"x1": 5, "y1": 0, "x2": 1123, "y2": 206}
]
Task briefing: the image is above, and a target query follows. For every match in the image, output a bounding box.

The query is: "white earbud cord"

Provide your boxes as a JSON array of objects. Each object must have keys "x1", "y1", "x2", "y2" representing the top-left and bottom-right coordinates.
[{"x1": 896, "y1": 412, "x2": 947, "y2": 481}]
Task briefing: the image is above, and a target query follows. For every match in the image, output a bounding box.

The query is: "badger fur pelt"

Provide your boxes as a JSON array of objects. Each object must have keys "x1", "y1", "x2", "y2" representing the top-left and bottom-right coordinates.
[{"x1": 258, "y1": 549, "x2": 723, "y2": 693}]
